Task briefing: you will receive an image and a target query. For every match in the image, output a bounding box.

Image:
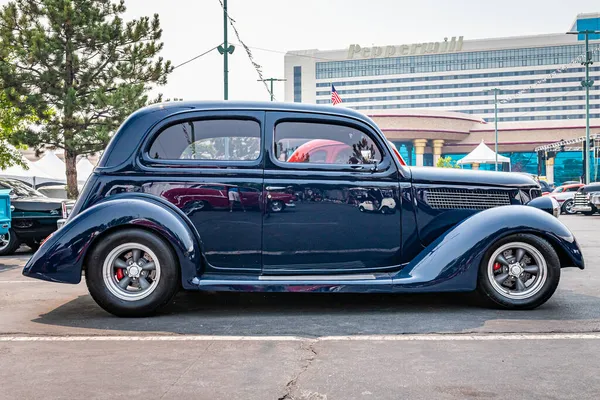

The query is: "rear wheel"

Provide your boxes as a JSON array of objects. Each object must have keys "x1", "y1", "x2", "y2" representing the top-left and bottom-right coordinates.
[
  {"x1": 24, "y1": 240, "x2": 40, "y2": 251},
  {"x1": 562, "y1": 199, "x2": 575, "y2": 215},
  {"x1": 0, "y1": 229, "x2": 20, "y2": 256},
  {"x1": 85, "y1": 229, "x2": 180, "y2": 317},
  {"x1": 477, "y1": 234, "x2": 560, "y2": 310}
]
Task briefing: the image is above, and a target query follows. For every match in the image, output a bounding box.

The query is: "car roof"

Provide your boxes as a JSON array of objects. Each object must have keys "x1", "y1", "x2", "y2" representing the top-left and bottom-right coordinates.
[
  {"x1": 99, "y1": 101, "x2": 382, "y2": 170},
  {"x1": 140, "y1": 100, "x2": 372, "y2": 123}
]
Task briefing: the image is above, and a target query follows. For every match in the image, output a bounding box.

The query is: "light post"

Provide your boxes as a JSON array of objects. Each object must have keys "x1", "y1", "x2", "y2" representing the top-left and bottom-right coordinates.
[
  {"x1": 257, "y1": 78, "x2": 286, "y2": 101},
  {"x1": 485, "y1": 88, "x2": 501, "y2": 171},
  {"x1": 217, "y1": 0, "x2": 235, "y2": 100},
  {"x1": 567, "y1": 29, "x2": 600, "y2": 184}
]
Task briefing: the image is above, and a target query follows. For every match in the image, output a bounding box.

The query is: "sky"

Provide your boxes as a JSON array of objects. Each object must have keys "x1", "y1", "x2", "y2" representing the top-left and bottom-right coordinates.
[{"x1": 3, "y1": 0, "x2": 600, "y2": 102}]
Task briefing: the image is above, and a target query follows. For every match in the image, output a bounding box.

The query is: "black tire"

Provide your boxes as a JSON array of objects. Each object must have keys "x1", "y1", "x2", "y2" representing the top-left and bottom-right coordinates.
[
  {"x1": 24, "y1": 240, "x2": 40, "y2": 251},
  {"x1": 477, "y1": 233, "x2": 560, "y2": 310},
  {"x1": 0, "y1": 229, "x2": 20, "y2": 256},
  {"x1": 583, "y1": 205, "x2": 598, "y2": 216},
  {"x1": 270, "y1": 200, "x2": 285, "y2": 213},
  {"x1": 85, "y1": 229, "x2": 180, "y2": 317},
  {"x1": 359, "y1": 205, "x2": 365, "y2": 212},
  {"x1": 561, "y1": 199, "x2": 575, "y2": 215}
]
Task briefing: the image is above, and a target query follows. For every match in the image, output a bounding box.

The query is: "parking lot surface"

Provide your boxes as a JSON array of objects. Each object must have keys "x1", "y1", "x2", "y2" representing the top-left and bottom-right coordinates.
[{"x1": 1, "y1": 215, "x2": 600, "y2": 399}]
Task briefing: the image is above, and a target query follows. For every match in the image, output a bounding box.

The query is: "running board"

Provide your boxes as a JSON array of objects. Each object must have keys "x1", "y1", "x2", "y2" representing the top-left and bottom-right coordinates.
[{"x1": 259, "y1": 274, "x2": 376, "y2": 281}]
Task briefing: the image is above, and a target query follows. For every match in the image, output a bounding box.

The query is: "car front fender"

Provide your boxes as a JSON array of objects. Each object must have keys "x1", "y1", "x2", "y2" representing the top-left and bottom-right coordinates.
[
  {"x1": 392, "y1": 205, "x2": 584, "y2": 292},
  {"x1": 22, "y1": 194, "x2": 201, "y2": 288}
]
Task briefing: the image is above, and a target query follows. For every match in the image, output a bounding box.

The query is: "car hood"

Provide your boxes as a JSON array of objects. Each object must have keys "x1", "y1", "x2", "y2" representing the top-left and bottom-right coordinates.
[
  {"x1": 11, "y1": 196, "x2": 72, "y2": 213},
  {"x1": 409, "y1": 167, "x2": 539, "y2": 188}
]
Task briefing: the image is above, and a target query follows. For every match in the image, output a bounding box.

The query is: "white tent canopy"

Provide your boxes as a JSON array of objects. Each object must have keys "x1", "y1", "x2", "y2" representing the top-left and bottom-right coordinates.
[
  {"x1": 0, "y1": 143, "x2": 61, "y2": 185},
  {"x1": 76, "y1": 157, "x2": 95, "y2": 181},
  {"x1": 32, "y1": 150, "x2": 66, "y2": 181},
  {"x1": 457, "y1": 140, "x2": 510, "y2": 165}
]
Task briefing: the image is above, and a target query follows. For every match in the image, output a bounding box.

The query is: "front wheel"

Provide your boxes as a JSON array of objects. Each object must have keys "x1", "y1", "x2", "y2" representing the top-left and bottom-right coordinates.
[
  {"x1": 561, "y1": 199, "x2": 575, "y2": 215},
  {"x1": 85, "y1": 229, "x2": 180, "y2": 317},
  {"x1": 583, "y1": 205, "x2": 598, "y2": 216},
  {"x1": 477, "y1": 234, "x2": 560, "y2": 310},
  {"x1": 270, "y1": 200, "x2": 285, "y2": 213},
  {"x1": 0, "y1": 229, "x2": 20, "y2": 256}
]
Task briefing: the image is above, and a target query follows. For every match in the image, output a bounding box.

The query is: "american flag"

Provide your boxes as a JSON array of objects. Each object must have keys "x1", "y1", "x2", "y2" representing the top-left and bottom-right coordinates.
[{"x1": 331, "y1": 85, "x2": 342, "y2": 105}]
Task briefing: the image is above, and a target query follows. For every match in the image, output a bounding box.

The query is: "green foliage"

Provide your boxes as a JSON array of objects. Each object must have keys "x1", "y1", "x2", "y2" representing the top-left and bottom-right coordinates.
[
  {"x1": 0, "y1": 0, "x2": 172, "y2": 197},
  {"x1": 436, "y1": 155, "x2": 459, "y2": 168},
  {"x1": 0, "y1": 90, "x2": 40, "y2": 169}
]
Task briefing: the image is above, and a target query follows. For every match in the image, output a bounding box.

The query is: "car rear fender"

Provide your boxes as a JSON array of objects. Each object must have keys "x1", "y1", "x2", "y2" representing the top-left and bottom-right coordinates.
[
  {"x1": 22, "y1": 194, "x2": 202, "y2": 288},
  {"x1": 392, "y1": 205, "x2": 584, "y2": 291}
]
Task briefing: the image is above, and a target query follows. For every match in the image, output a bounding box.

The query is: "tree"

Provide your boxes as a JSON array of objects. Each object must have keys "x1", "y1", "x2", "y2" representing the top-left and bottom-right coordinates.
[
  {"x1": 0, "y1": 91, "x2": 29, "y2": 168},
  {"x1": 436, "y1": 155, "x2": 459, "y2": 168},
  {"x1": 0, "y1": 0, "x2": 172, "y2": 198}
]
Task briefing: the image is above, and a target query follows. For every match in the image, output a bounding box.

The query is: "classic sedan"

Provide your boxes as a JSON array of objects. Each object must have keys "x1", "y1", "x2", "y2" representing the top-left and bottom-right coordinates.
[
  {"x1": 0, "y1": 178, "x2": 73, "y2": 255},
  {"x1": 23, "y1": 101, "x2": 581, "y2": 317}
]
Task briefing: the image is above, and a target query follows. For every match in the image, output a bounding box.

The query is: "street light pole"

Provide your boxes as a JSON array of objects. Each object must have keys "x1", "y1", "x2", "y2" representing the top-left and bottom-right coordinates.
[
  {"x1": 217, "y1": 0, "x2": 235, "y2": 100},
  {"x1": 485, "y1": 88, "x2": 501, "y2": 171},
  {"x1": 257, "y1": 78, "x2": 287, "y2": 101},
  {"x1": 567, "y1": 29, "x2": 600, "y2": 184}
]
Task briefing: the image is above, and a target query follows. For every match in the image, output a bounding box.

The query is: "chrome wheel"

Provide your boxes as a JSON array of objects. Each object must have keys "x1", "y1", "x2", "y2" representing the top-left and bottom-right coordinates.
[
  {"x1": 563, "y1": 200, "x2": 575, "y2": 215},
  {"x1": 0, "y1": 232, "x2": 9, "y2": 251},
  {"x1": 487, "y1": 242, "x2": 548, "y2": 300},
  {"x1": 102, "y1": 242, "x2": 161, "y2": 301}
]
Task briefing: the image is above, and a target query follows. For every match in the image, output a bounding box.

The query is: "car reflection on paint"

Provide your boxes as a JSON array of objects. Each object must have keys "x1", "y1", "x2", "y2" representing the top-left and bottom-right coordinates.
[
  {"x1": 162, "y1": 184, "x2": 296, "y2": 214},
  {"x1": 286, "y1": 138, "x2": 407, "y2": 166}
]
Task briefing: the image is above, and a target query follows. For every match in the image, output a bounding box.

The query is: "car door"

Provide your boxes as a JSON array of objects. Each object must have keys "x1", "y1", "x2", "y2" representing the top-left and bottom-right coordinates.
[
  {"x1": 262, "y1": 111, "x2": 403, "y2": 275},
  {"x1": 143, "y1": 110, "x2": 265, "y2": 273}
]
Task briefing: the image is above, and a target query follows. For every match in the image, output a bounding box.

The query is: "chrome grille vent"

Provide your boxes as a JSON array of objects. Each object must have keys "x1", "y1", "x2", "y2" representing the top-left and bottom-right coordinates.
[
  {"x1": 574, "y1": 192, "x2": 589, "y2": 207},
  {"x1": 425, "y1": 188, "x2": 511, "y2": 210}
]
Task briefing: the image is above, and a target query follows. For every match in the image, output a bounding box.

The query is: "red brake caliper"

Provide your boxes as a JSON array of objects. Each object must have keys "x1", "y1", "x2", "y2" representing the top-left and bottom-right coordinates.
[
  {"x1": 116, "y1": 268, "x2": 125, "y2": 280},
  {"x1": 493, "y1": 262, "x2": 502, "y2": 271}
]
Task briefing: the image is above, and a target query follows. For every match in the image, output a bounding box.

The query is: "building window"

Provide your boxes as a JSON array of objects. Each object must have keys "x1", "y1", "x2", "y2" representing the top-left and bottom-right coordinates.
[{"x1": 293, "y1": 66, "x2": 302, "y2": 103}]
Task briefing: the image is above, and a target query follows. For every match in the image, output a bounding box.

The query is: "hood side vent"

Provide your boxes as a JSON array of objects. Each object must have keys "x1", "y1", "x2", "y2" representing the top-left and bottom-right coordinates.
[{"x1": 425, "y1": 188, "x2": 511, "y2": 210}]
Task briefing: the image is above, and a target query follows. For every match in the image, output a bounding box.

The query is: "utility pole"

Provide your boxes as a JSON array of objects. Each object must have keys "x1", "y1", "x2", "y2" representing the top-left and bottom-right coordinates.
[
  {"x1": 485, "y1": 88, "x2": 501, "y2": 171},
  {"x1": 257, "y1": 78, "x2": 286, "y2": 101},
  {"x1": 218, "y1": 0, "x2": 235, "y2": 100},
  {"x1": 567, "y1": 29, "x2": 600, "y2": 184}
]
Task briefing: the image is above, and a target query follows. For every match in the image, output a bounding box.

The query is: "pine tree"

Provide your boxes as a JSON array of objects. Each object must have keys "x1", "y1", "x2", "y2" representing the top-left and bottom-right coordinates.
[{"x1": 0, "y1": 0, "x2": 172, "y2": 198}]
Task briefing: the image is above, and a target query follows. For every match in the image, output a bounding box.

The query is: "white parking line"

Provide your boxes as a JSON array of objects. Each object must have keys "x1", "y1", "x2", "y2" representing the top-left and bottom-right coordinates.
[{"x1": 1, "y1": 333, "x2": 600, "y2": 342}]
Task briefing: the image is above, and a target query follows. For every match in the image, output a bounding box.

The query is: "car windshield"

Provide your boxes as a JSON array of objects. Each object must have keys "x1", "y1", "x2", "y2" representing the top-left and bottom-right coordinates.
[
  {"x1": 0, "y1": 180, "x2": 45, "y2": 198},
  {"x1": 552, "y1": 187, "x2": 564, "y2": 193}
]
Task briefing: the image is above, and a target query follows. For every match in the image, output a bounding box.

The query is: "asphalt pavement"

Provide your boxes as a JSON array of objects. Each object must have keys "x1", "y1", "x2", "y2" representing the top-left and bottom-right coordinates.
[{"x1": 1, "y1": 214, "x2": 600, "y2": 399}]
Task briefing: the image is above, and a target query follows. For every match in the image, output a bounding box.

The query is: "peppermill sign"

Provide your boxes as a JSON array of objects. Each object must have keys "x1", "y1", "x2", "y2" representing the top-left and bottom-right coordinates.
[{"x1": 347, "y1": 36, "x2": 464, "y2": 59}]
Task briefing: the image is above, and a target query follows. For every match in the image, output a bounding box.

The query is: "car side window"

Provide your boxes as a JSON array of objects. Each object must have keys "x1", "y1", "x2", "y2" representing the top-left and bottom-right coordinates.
[
  {"x1": 566, "y1": 187, "x2": 579, "y2": 192},
  {"x1": 149, "y1": 119, "x2": 261, "y2": 161},
  {"x1": 274, "y1": 121, "x2": 382, "y2": 165}
]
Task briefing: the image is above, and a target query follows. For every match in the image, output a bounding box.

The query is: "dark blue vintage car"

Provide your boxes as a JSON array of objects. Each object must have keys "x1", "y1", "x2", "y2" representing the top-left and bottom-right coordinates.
[{"x1": 23, "y1": 101, "x2": 583, "y2": 317}]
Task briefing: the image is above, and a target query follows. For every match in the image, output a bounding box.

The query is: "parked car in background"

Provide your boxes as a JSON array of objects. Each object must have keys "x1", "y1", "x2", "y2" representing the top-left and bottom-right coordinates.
[
  {"x1": 573, "y1": 183, "x2": 600, "y2": 215},
  {"x1": 24, "y1": 101, "x2": 581, "y2": 317},
  {"x1": 546, "y1": 183, "x2": 585, "y2": 214},
  {"x1": 538, "y1": 180, "x2": 554, "y2": 195},
  {"x1": 37, "y1": 184, "x2": 84, "y2": 199},
  {"x1": 0, "y1": 189, "x2": 11, "y2": 236},
  {"x1": 0, "y1": 178, "x2": 74, "y2": 255},
  {"x1": 516, "y1": 173, "x2": 553, "y2": 194}
]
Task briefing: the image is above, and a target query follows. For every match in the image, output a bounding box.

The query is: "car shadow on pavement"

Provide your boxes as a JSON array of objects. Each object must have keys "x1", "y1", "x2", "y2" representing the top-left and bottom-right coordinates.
[{"x1": 32, "y1": 289, "x2": 600, "y2": 336}]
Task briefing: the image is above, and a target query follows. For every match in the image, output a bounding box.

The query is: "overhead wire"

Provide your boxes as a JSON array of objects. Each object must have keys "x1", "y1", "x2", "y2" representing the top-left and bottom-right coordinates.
[{"x1": 217, "y1": 0, "x2": 272, "y2": 99}]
